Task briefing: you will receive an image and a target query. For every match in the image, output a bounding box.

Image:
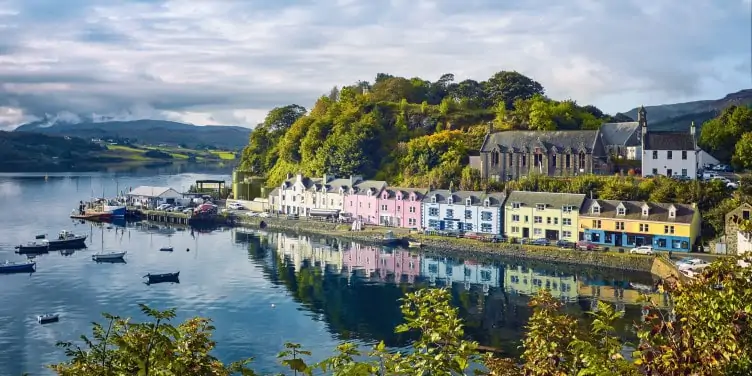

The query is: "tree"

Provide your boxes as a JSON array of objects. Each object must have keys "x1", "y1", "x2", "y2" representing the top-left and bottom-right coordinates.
[
  {"x1": 263, "y1": 104, "x2": 307, "y2": 133},
  {"x1": 484, "y1": 71, "x2": 545, "y2": 109},
  {"x1": 732, "y1": 132, "x2": 752, "y2": 170},
  {"x1": 699, "y1": 105, "x2": 752, "y2": 162}
]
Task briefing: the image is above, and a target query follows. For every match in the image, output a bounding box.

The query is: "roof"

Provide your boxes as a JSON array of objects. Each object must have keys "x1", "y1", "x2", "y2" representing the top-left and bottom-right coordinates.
[
  {"x1": 422, "y1": 190, "x2": 506, "y2": 207},
  {"x1": 127, "y1": 186, "x2": 180, "y2": 198},
  {"x1": 579, "y1": 199, "x2": 696, "y2": 224},
  {"x1": 644, "y1": 132, "x2": 695, "y2": 151},
  {"x1": 382, "y1": 187, "x2": 429, "y2": 200},
  {"x1": 479, "y1": 130, "x2": 605, "y2": 156},
  {"x1": 352, "y1": 180, "x2": 387, "y2": 195},
  {"x1": 505, "y1": 191, "x2": 586, "y2": 208},
  {"x1": 599, "y1": 122, "x2": 640, "y2": 147}
]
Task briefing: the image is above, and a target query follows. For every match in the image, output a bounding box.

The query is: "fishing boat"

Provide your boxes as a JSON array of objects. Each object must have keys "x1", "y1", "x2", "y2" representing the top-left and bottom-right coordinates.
[
  {"x1": 92, "y1": 251, "x2": 127, "y2": 262},
  {"x1": 59, "y1": 249, "x2": 76, "y2": 256},
  {"x1": 382, "y1": 230, "x2": 401, "y2": 246},
  {"x1": 37, "y1": 313, "x2": 59, "y2": 324},
  {"x1": 144, "y1": 272, "x2": 180, "y2": 285},
  {"x1": 0, "y1": 260, "x2": 36, "y2": 273},
  {"x1": 45, "y1": 231, "x2": 87, "y2": 249},
  {"x1": 408, "y1": 240, "x2": 423, "y2": 248},
  {"x1": 15, "y1": 241, "x2": 50, "y2": 253},
  {"x1": 159, "y1": 246, "x2": 174, "y2": 252}
]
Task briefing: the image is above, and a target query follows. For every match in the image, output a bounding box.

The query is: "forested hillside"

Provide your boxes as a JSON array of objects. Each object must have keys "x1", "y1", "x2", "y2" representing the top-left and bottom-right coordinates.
[{"x1": 239, "y1": 71, "x2": 627, "y2": 188}]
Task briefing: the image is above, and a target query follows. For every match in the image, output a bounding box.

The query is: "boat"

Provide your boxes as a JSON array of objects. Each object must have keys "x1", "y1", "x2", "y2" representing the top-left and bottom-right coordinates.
[
  {"x1": 45, "y1": 230, "x2": 87, "y2": 249},
  {"x1": 382, "y1": 230, "x2": 401, "y2": 246},
  {"x1": 159, "y1": 247, "x2": 174, "y2": 252},
  {"x1": 15, "y1": 241, "x2": 50, "y2": 253},
  {"x1": 59, "y1": 249, "x2": 76, "y2": 256},
  {"x1": 0, "y1": 260, "x2": 36, "y2": 273},
  {"x1": 144, "y1": 272, "x2": 180, "y2": 285},
  {"x1": 103, "y1": 203, "x2": 126, "y2": 218},
  {"x1": 408, "y1": 241, "x2": 423, "y2": 248},
  {"x1": 629, "y1": 282, "x2": 655, "y2": 292},
  {"x1": 37, "y1": 313, "x2": 59, "y2": 324},
  {"x1": 92, "y1": 251, "x2": 127, "y2": 262}
]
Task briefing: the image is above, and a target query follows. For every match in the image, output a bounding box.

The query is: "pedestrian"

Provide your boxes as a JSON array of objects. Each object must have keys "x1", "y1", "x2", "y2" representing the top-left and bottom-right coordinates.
[{"x1": 668, "y1": 250, "x2": 673, "y2": 260}]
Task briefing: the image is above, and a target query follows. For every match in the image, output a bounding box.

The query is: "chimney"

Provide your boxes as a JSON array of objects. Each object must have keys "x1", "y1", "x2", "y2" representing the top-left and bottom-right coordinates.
[
  {"x1": 487, "y1": 121, "x2": 494, "y2": 135},
  {"x1": 286, "y1": 173, "x2": 292, "y2": 180},
  {"x1": 323, "y1": 173, "x2": 329, "y2": 183},
  {"x1": 295, "y1": 173, "x2": 302, "y2": 182},
  {"x1": 349, "y1": 175, "x2": 362, "y2": 187}
]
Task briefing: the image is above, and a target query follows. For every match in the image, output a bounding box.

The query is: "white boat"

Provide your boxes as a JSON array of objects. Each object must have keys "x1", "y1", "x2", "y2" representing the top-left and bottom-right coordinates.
[
  {"x1": 408, "y1": 241, "x2": 423, "y2": 248},
  {"x1": 92, "y1": 251, "x2": 127, "y2": 261},
  {"x1": 37, "y1": 313, "x2": 59, "y2": 324}
]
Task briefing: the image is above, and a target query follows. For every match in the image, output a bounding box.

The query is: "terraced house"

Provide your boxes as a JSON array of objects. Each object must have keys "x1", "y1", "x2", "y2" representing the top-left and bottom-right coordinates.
[
  {"x1": 503, "y1": 191, "x2": 586, "y2": 243},
  {"x1": 276, "y1": 173, "x2": 362, "y2": 217},
  {"x1": 421, "y1": 189, "x2": 506, "y2": 234},
  {"x1": 579, "y1": 199, "x2": 700, "y2": 252}
]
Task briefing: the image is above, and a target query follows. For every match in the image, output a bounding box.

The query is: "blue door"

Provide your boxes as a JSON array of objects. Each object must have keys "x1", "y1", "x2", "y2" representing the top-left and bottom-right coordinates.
[{"x1": 439, "y1": 221, "x2": 445, "y2": 230}]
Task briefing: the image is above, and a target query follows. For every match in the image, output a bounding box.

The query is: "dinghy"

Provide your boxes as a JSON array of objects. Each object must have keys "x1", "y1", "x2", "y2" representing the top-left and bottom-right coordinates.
[
  {"x1": 144, "y1": 272, "x2": 180, "y2": 285},
  {"x1": 37, "y1": 313, "x2": 59, "y2": 324},
  {"x1": 92, "y1": 251, "x2": 127, "y2": 262}
]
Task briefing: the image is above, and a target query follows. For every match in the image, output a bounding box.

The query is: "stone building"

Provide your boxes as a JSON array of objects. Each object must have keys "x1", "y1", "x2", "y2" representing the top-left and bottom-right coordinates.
[
  {"x1": 724, "y1": 203, "x2": 752, "y2": 255},
  {"x1": 475, "y1": 122, "x2": 610, "y2": 181}
]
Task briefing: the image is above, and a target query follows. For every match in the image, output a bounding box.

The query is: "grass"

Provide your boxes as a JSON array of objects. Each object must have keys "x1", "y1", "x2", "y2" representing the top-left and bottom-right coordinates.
[
  {"x1": 102, "y1": 144, "x2": 237, "y2": 163},
  {"x1": 210, "y1": 151, "x2": 237, "y2": 160}
]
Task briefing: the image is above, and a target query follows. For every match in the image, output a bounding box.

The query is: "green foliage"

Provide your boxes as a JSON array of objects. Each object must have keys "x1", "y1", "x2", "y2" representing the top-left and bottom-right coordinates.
[
  {"x1": 732, "y1": 132, "x2": 752, "y2": 170},
  {"x1": 699, "y1": 105, "x2": 752, "y2": 164}
]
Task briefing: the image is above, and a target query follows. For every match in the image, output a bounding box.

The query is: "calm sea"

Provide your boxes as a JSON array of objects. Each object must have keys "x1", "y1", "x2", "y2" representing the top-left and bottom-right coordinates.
[{"x1": 0, "y1": 167, "x2": 657, "y2": 375}]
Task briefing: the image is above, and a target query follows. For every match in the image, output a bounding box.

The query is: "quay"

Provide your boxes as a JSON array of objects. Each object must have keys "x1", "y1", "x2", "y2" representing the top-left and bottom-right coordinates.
[{"x1": 126, "y1": 207, "x2": 230, "y2": 226}]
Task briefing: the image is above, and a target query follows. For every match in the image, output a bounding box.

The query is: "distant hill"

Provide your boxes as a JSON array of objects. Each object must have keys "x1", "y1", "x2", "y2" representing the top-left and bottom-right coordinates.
[
  {"x1": 622, "y1": 89, "x2": 752, "y2": 131},
  {"x1": 14, "y1": 119, "x2": 252, "y2": 150},
  {"x1": 0, "y1": 131, "x2": 114, "y2": 171}
]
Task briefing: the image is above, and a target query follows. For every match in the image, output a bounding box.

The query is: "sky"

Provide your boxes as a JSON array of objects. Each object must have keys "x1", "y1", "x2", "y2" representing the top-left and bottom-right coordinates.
[{"x1": 0, "y1": 0, "x2": 750, "y2": 130}]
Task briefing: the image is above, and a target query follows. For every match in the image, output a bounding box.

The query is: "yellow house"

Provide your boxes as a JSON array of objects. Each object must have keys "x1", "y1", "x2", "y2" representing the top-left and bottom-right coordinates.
[
  {"x1": 579, "y1": 199, "x2": 701, "y2": 252},
  {"x1": 504, "y1": 191, "x2": 586, "y2": 243}
]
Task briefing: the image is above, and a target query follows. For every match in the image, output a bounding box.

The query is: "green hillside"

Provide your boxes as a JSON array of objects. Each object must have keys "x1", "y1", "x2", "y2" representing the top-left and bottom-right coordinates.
[{"x1": 239, "y1": 71, "x2": 626, "y2": 188}]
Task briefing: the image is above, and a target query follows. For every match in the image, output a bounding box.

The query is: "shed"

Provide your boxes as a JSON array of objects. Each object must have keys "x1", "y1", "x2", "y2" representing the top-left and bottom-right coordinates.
[{"x1": 126, "y1": 186, "x2": 184, "y2": 207}]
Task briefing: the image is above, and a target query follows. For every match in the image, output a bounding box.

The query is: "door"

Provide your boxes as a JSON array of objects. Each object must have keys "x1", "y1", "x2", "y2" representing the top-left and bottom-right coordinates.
[
  {"x1": 522, "y1": 228, "x2": 530, "y2": 238},
  {"x1": 635, "y1": 237, "x2": 644, "y2": 246},
  {"x1": 667, "y1": 169, "x2": 673, "y2": 177},
  {"x1": 457, "y1": 222, "x2": 464, "y2": 231},
  {"x1": 439, "y1": 221, "x2": 445, "y2": 230},
  {"x1": 545, "y1": 229, "x2": 559, "y2": 240},
  {"x1": 614, "y1": 233, "x2": 622, "y2": 246}
]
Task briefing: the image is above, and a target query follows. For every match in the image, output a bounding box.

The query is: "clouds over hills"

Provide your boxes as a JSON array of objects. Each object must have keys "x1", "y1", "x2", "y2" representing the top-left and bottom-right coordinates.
[{"x1": 0, "y1": 0, "x2": 749, "y2": 129}]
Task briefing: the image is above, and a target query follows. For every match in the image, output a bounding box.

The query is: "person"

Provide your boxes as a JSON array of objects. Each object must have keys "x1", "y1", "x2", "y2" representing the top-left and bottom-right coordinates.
[{"x1": 668, "y1": 250, "x2": 673, "y2": 260}]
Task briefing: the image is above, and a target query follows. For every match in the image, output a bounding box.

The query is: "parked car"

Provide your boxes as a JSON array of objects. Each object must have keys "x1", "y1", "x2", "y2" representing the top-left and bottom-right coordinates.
[
  {"x1": 258, "y1": 212, "x2": 270, "y2": 218},
  {"x1": 556, "y1": 239, "x2": 574, "y2": 248},
  {"x1": 228, "y1": 202, "x2": 246, "y2": 210},
  {"x1": 727, "y1": 181, "x2": 739, "y2": 189},
  {"x1": 246, "y1": 212, "x2": 258, "y2": 217},
  {"x1": 168, "y1": 205, "x2": 185, "y2": 212},
  {"x1": 629, "y1": 245, "x2": 654, "y2": 255},
  {"x1": 182, "y1": 208, "x2": 194, "y2": 214},
  {"x1": 463, "y1": 232, "x2": 484, "y2": 241},
  {"x1": 677, "y1": 258, "x2": 711, "y2": 271},
  {"x1": 489, "y1": 235, "x2": 507, "y2": 243},
  {"x1": 531, "y1": 238, "x2": 549, "y2": 246},
  {"x1": 156, "y1": 203, "x2": 172, "y2": 211},
  {"x1": 576, "y1": 241, "x2": 598, "y2": 251}
]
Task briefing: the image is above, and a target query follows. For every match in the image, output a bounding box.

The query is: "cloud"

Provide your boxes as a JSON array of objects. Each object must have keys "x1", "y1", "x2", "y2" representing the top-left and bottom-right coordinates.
[{"x1": 0, "y1": 0, "x2": 749, "y2": 130}]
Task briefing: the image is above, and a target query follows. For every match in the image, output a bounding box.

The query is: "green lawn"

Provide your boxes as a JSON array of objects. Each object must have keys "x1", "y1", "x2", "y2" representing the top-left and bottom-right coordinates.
[
  {"x1": 210, "y1": 151, "x2": 236, "y2": 160},
  {"x1": 104, "y1": 144, "x2": 237, "y2": 163}
]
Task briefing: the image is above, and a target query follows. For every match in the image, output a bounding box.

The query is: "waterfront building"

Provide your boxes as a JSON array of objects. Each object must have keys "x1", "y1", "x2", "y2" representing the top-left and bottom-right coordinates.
[
  {"x1": 342, "y1": 180, "x2": 388, "y2": 225},
  {"x1": 420, "y1": 189, "x2": 506, "y2": 234},
  {"x1": 276, "y1": 173, "x2": 362, "y2": 217},
  {"x1": 376, "y1": 187, "x2": 427, "y2": 229},
  {"x1": 503, "y1": 265, "x2": 579, "y2": 302},
  {"x1": 579, "y1": 199, "x2": 700, "y2": 252},
  {"x1": 638, "y1": 105, "x2": 704, "y2": 179},
  {"x1": 503, "y1": 191, "x2": 585, "y2": 243},
  {"x1": 126, "y1": 186, "x2": 184, "y2": 208}
]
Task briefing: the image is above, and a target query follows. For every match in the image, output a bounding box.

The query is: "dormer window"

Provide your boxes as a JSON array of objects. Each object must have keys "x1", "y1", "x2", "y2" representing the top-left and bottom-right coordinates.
[
  {"x1": 592, "y1": 205, "x2": 600, "y2": 215},
  {"x1": 512, "y1": 202, "x2": 521, "y2": 209},
  {"x1": 484, "y1": 199, "x2": 490, "y2": 207},
  {"x1": 536, "y1": 204, "x2": 545, "y2": 211},
  {"x1": 616, "y1": 203, "x2": 626, "y2": 216},
  {"x1": 562, "y1": 205, "x2": 572, "y2": 213},
  {"x1": 668, "y1": 205, "x2": 677, "y2": 219},
  {"x1": 466, "y1": 198, "x2": 472, "y2": 206},
  {"x1": 642, "y1": 204, "x2": 650, "y2": 217},
  {"x1": 367, "y1": 189, "x2": 372, "y2": 196},
  {"x1": 396, "y1": 194, "x2": 402, "y2": 201},
  {"x1": 431, "y1": 195, "x2": 437, "y2": 204},
  {"x1": 409, "y1": 194, "x2": 415, "y2": 202},
  {"x1": 447, "y1": 197, "x2": 454, "y2": 205}
]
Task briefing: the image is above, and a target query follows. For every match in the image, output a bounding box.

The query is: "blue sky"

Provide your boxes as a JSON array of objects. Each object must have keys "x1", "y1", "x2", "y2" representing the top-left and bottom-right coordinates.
[{"x1": 0, "y1": 0, "x2": 750, "y2": 129}]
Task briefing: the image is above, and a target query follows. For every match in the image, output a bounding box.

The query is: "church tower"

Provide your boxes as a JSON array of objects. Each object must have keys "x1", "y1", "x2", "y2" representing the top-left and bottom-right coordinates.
[{"x1": 638, "y1": 106, "x2": 647, "y2": 149}]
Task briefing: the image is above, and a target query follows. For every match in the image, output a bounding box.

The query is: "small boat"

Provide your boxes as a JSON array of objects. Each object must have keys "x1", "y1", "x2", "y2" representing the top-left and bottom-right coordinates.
[
  {"x1": 382, "y1": 231, "x2": 401, "y2": 246},
  {"x1": 159, "y1": 247, "x2": 174, "y2": 252},
  {"x1": 629, "y1": 282, "x2": 655, "y2": 292},
  {"x1": 92, "y1": 251, "x2": 127, "y2": 262},
  {"x1": 46, "y1": 230, "x2": 87, "y2": 249},
  {"x1": 0, "y1": 260, "x2": 36, "y2": 273},
  {"x1": 59, "y1": 249, "x2": 76, "y2": 256},
  {"x1": 37, "y1": 313, "x2": 59, "y2": 324},
  {"x1": 15, "y1": 241, "x2": 50, "y2": 253},
  {"x1": 144, "y1": 272, "x2": 180, "y2": 285},
  {"x1": 408, "y1": 241, "x2": 423, "y2": 248}
]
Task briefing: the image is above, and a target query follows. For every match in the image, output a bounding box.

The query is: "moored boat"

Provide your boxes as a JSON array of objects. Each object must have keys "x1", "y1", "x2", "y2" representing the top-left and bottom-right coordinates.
[
  {"x1": 0, "y1": 260, "x2": 36, "y2": 273},
  {"x1": 408, "y1": 241, "x2": 423, "y2": 248},
  {"x1": 46, "y1": 231, "x2": 87, "y2": 249},
  {"x1": 37, "y1": 313, "x2": 59, "y2": 324},
  {"x1": 15, "y1": 241, "x2": 50, "y2": 253},
  {"x1": 382, "y1": 231, "x2": 401, "y2": 246},
  {"x1": 159, "y1": 247, "x2": 173, "y2": 252},
  {"x1": 144, "y1": 272, "x2": 180, "y2": 285},
  {"x1": 92, "y1": 251, "x2": 127, "y2": 262}
]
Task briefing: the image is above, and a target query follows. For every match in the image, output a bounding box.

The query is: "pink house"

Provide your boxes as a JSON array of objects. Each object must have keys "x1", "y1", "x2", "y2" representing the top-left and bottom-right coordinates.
[
  {"x1": 343, "y1": 180, "x2": 387, "y2": 225},
  {"x1": 377, "y1": 187, "x2": 427, "y2": 229}
]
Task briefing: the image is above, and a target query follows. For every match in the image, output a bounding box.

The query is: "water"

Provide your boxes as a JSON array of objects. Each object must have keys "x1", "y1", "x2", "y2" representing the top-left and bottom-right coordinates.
[{"x1": 0, "y1": 168, "x2": 662, "y2": 375}]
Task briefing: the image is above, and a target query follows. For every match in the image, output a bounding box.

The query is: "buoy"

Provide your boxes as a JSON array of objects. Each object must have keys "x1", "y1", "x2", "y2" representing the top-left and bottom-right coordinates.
[
  {"x1": 186, "y1": 248, "x2": 190, "y2": 252},
  {"x1": 271, "y1": 304, "x2": 276, "y2": 308}
]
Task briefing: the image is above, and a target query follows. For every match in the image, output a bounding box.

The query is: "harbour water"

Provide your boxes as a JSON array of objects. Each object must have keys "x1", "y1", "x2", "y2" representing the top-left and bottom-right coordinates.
[{"x1": 0, "y1": 168, "x2": 661, "y2": 375}]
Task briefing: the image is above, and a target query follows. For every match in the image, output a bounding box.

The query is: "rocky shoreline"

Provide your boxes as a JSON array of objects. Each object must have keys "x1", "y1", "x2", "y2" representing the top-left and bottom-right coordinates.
[{"x1": 236, "y1": 215, "x2": 676, "y2": 277}]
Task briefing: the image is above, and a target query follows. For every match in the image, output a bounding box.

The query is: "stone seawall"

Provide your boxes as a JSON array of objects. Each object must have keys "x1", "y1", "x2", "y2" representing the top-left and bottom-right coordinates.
[{"x1": 238, "y1": 216, "x2": 657, "y2": 273}]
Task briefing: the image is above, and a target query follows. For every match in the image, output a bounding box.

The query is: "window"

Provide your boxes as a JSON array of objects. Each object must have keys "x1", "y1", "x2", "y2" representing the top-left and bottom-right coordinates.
[
  {"x1": 534, "y1": 216, "x2": 543, "y2": 223},
  {"x1": 511, "y1": 226, "x2": 520, "y2": 233},
  {"x1": 367, "y1": 203, "x2": 371, "y2": 209},
  {"x1": 536, "y1": 204, "x2": 545, "y2": 211},
  {"x1": 616, "y1": 221, "x2": 625, "y2": 230},
  {"x1": 409, "y1": 206, "x2": 416, "y2": 213},
  {"x1": 546, "y1": 217, "x2": 552, "y2": 224},
  {"x1": 428, "y1": 219, "x2": 439, "y2": 228},
  {"x1": 565, "y1": 154, "x2": 571, "y2": 168},
  {"x1": 563, "y1": 218, "x2": 572, "y2": 226},
  {"x1": 445, "y1": 221, "x2": 454, "y2": 230},
  {"x1": 642, "y1": 207, "x2": 649, "y2": 216},
  {"x1": 397, "y1": 206, "x2": 400, "y2": 211},
  {"x1": 664, "y1": 225, "x2": 675, "y2": 234},
  {"x1": 562, "y1": 230, "x2": 572, "y2": 238},
  {"x1": 652, "y1": 168, "x2": 658, "y2": 175},
  {"x1": 512, "y1": 203, "x2": 521, "y2": 209},
  {"x1": 511, "y1": 214, "x2": 520, "y2": 222},
  {"x1": 533, "y1": 228, "x2": 542, "y2": 236},
  {"x1": 381, "y1": 204, "x2": 388, "y2": 211},
  {"x1": 465, "y1": 210, "x2": 472, "y2": 219},
  {"x1": 483, "y1": 199, "x2": 490, "y2": 207},
  {"x1": 669, "y1": 208, "x2": 676, "y2": 219},
  {"x1": 408, "y1": 218, "x2": 416, "y2": 226},
  {"x1": 579, "y1": 152, "x2": 586, "y2": 169},
  {"x1": 744, "y1": 210, "x2": 750, "y2": 220},
  {"x1": 465, "y1": 223, "x2": 473, "y2": 231},
  {"x1": 667, "y1": 169, "x2": 673, "y2": 177},
  {"x1": 562, "y1": 205, "x2": 572, "y2": 213},
  {"x1": 534, "y1": 154, "x2": 543, "y2": 166},
  {"x1": 350, "y1": 201, "x2": 353, "y2": 207},
  {"x1": 429, "y1": 208, "x2": 439, "y2": 217},
  {"x1": 592, "y1": 220, "x2": 602, "y2": 229},
  {"x1": 639, "y1": 224, "x2": 650, "y2": 232},
  {"x1": 553, "y1": 218, "x2": 559, "y2": 225},
  {"x1": 652, "y1": 150, "x2": 658, "y2": 159},
  {"x1": 682, "y1": 150, "x2": 687, "y2": 160},
  {"x1": 481, "y1": 223, "x2": 493, "y2": 233},
  {"x1": 446, "y1": 209, "x2": 454, "y2": 218},
  {"x1": 524, "y1": 216, "x2": 529, "y2": 223},
  {"x1": 508, "y1": 153, "x2": 513, "y2": 166},
  {"x1": 552, "y1": 154, "x2": 557, "y2": 166},
  {"x1": 481, "y1": 211, "x2": 493, "y2": 221},
  {"x1": 491, "y1": 151, "x2": 499, "y2": 166},
  {"x1": 466, "y1": 198, "x2": 472, "y2": 206},
  {"x1": 667, "y1": 151, "x2": 672, "y2": 160},
  {"x1": 447, "y1": 197, "x2": 453, "y2": 204},
  {"x1": 431, "y1": 196, "x2": 436, "y2": 203},
  {"x1": 522, "y1": 155, "x2": 527, "y2": 166},
  {"x1": 592, "y1": 205, "x2": 600, "y2": 214}
]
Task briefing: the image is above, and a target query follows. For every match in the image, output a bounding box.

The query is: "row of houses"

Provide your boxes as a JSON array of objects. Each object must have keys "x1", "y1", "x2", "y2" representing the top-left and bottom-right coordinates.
[{"x1": 270, "y1": 173, "x2": 702, "y2": 252}]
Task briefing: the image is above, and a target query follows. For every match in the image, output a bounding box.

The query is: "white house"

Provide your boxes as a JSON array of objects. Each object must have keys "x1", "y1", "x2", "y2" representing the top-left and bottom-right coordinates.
[
  {"x1": 421, "y1": 189, "x2": 506, "y2": 234},
  {"x1": 639, "y1": 106, "x2": 702, "y2": 179},
  {"x1": 126, "y1": 186, "x2": 184, "y2": 207},
  {"x1": 738, "y1": 231, "x2": 752, "y2": 255},
  {"x1": 276, "y1": 173, "x2": 360, "y2": 217}
]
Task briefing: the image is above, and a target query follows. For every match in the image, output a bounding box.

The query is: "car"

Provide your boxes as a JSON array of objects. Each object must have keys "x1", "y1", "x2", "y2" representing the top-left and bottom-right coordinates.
[
  {"x1": 246, "y1": 212, "x2": 258, "y2": 217},
  {"x1": 182, "y1": 208, "x2": 194, "y2": 214},
  {"x1": 531, "y1": 238, "x2": 549, "y2": 246},
  {"x1": 168, "y1": 205, "x2": 185, "y2": 212},
  {"x1": 463, "y1": 232, "x2": 484, "y2": 241},
  {"x1": 677, "y1": 258, "x2": 711, "y2": 271},
  {"x1": 258, "y1": 212, "x2": 270, "y2": 218},
  {"x1": 156, "y1": 203, "x2": 172, "y2": 211},
  {"x1": 489, "y1": 235, "x2": 507, "y2": 243},
  {"x1": 629, "y1": 245, "x2": 654, "y2": 255},
  {"x1": 556, "y1": 239, "x2": 574, "y2": 248},
  {"x1": 228, "y1": 203, "x2": 246, "y2": 210},
  {"x1": 576, "y1": 241, "x2": 598, "y2": 251},
  {"x1": 727, "y1": 182, "x2": 739, "y2": 189}
]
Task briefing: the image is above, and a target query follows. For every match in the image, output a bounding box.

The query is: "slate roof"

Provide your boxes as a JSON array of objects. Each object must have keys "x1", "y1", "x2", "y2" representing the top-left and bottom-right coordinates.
[
  {"x1": 480, "y1": 130, "x2": 606, "y2": 156},
  {"x1": 644, "y1": 132, "x2": 696, "y2": 151},
  {"x1": 599, "y1": 122, "x2": 640, "y2": 147},
  {"x1": 505, "y1": 191, "x2": 586, "y2": 209},
  {"x1": 382, "y1": 187, "x2": 428, "y2": 200},
  {"x1": 268, "y1": 187, "x2": 280, "y2": 197},
  {"x1": 579, "y1": 199, "x2": 696, "y2": 224},
  {"x1": 422, "y1": 190, "x2": 506, "y2": 207},
  {"x1": 352, "y1": 180, "x2": 387, "y2": 195}
]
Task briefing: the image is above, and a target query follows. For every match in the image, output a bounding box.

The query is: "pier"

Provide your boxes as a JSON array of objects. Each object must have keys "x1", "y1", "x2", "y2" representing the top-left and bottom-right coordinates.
[
  {"x1": 126, "y1": 207, "x2": 230, "y2": 226},
  {"x1": 140, "y1": 209, "x2": 192, "y2": 225}
]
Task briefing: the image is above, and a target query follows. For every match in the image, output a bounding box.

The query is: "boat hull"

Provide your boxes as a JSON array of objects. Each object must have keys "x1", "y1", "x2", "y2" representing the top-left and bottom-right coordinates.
[
  {"x1": 92, "y1": 252, "x2": 126, "y2": 261},
  {"x1": 104, "y1": 205, "x2": 126, "y2": 218},
  {"x1": 47, "y1": 236, "x2": 87, "y2": 249},
  {"x1": 144, "y1": 272, "x2": 180, "y2": 284},
  {"x1": 15, "y1": 245, "x2": 50, "y2": 253},
  {"x1": 0, "y1": 262, "x2": 36, "y2": 273}
]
